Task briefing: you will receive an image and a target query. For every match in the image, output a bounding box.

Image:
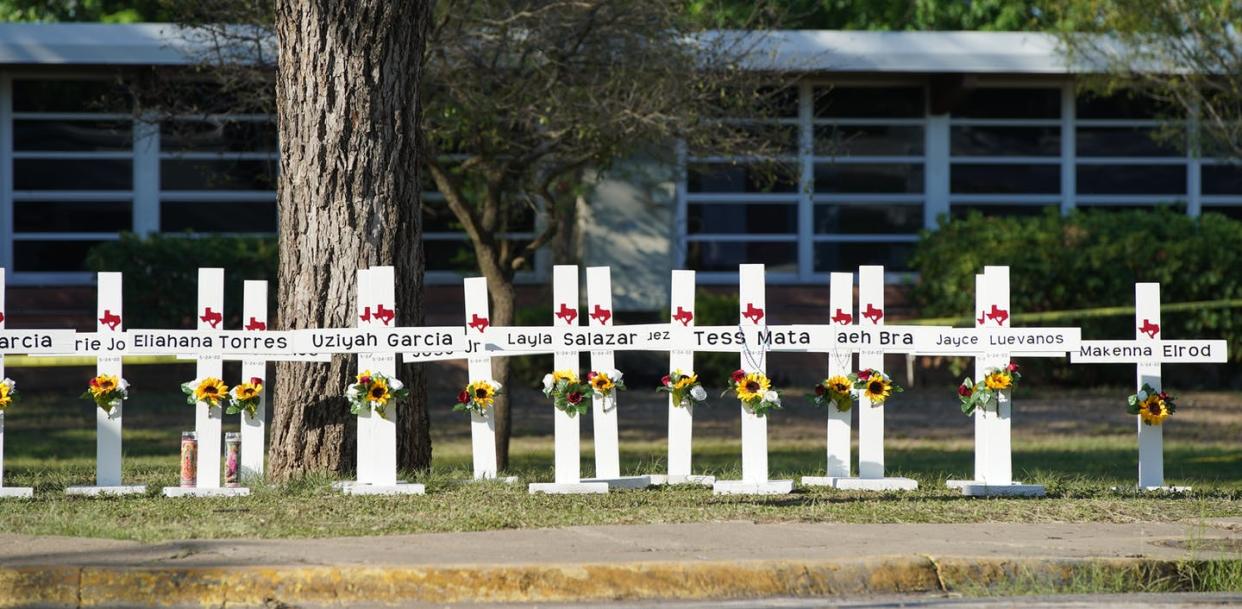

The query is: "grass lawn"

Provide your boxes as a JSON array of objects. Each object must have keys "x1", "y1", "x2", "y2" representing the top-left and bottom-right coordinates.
[{"x1": 0, "y1": 364, "x2": 1239, "y2": 542}]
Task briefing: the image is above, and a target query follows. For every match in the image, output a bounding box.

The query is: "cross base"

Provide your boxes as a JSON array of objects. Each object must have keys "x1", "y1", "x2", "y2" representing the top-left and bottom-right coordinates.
[
  {"x1": 800, "y1": 476, "x2": 847, "y2": 487},
  {"x1": 0, "y1": 487, "x2": 33, "y2": 499},
  {"x1": 333, "y1": 481, "x2": 426, "y2": 496},
  {"x1": 162, "y1": 486, "x2": 251, "y2": 498},
  {"x1": 528, "y1": 482, "x2": 609, "y2": 495},
  {"x1": 648, "y1": 474, "x2": 715, "y2": 486},
  {"x1": 1114, "y1": 485, "x2": 1192, "y2": 493},
  {"x1": 949, "y1": 480, "x2": 1045, "y2": 497},
  {"x1": 833, "y1": 477, "x2": 918, "y2": 491},
  {"x1": 712, "y1": 479, "x2": 794, "y2": 495},
  {"x1": 66, "y1": 485, "x2": 147, "y2": 497},
  {"x1": 581, "y1": 475, "x2": 652, "y2": 490},
  {"x1": 461, "y1": 476, "x2": 519, "y2": 485}
]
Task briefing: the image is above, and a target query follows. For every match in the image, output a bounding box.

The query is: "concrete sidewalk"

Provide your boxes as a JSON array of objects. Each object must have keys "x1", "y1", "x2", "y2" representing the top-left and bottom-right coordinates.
[{"x1": 1, "y1": 520, "x2": 1239, "y2": 607}]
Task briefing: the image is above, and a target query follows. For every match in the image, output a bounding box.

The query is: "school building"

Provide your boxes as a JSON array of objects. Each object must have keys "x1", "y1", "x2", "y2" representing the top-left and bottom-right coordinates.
[{"x1": 0, "y1": 24, "x2": 1238, "y2": 324}]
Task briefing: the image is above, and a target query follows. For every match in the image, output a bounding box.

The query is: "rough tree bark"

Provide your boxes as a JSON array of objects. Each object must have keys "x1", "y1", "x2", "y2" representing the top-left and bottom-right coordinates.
[{"x1": 269, "y1": 0, "x2": 434, "y2": 479}]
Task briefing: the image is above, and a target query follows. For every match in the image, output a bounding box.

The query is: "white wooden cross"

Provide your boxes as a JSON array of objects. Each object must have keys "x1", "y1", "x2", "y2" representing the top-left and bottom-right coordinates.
[
  {"x1": 239, "y1": 280, "x2": 268, "y2": 480},
  {"x1": 1070, "y1": 282, "x2": 1227, "y2": 490},
  {"x1": 801, "y1": 272, "x2": 854, "y2": 486},
  {"x1": 581, "y1": 267, "x2": 652, "y2": 489},
  {"x1": 658, "y1": 269, "x2": 714, "y2": 486},
  {"x1": 66, "y1": 272, "x2": 146, "y2": 496},
  {"x1": 164, "y1": 267, "x2": 250, "y2": 497},
  {"x1": 529, "y1": 265, "x2": 610, "y2": 494},
  {"x1": 342, "y1": 266, "x2": 425, "y2": 495},
  {"x1": 711, "y1": 264, "x2": 794, "y2": 495},
  {"x1": 0, "y1": 268, "x2": 33, "y2": 499},
  {"x1": 915, "y1": 266, "x2": 1080, "y2": 496}
]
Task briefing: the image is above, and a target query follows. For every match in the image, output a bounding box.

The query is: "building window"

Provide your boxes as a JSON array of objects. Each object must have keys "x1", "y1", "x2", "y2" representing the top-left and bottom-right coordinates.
[{"x1": 9, "y1": 78, "x2": 134, "y2": 274}]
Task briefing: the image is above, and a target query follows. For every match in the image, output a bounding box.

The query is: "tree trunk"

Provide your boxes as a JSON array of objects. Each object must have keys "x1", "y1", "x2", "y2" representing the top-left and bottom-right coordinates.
[
  {"x1": 269, "y1": 0, "x2": 433, "y2": 480},
  {"x1": 489, "y1": 279, "x2": 517, "y2": 471}
]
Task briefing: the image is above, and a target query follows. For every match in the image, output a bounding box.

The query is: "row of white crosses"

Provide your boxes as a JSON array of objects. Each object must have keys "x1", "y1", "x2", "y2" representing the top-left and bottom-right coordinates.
[{"x1": 0, "y1": 263, "x2": 1227, "y2": 497}]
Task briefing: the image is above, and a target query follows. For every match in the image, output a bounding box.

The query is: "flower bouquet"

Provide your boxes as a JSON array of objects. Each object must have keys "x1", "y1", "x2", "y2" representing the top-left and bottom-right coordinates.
[
  {"x1": 83, "y1": 374, "x2": 129, "y2": 413},
  {"x1": 542, "y1": 369, "x2": 591, "y2": 417},
  {"x1": 658, "y1": 369, "x2": 707, "y2": 407},
  {"x1": 1128, "y1": 383, "x2": 1176, "y2": 426},
  {"x1": 345, "y1": 370, "x2": 406, "y2": 418},
  {"x1": 228, "y1": 377, "x2": 264, "y2": 418},
  {"x1": 0, "y1": 377, "x2": 17, "y2": 412},
  {"x1": 854, "y1": 368, "x2": 903, "y2": 407},
  {"x1": 724, "y1": 369, "x2": 781, "y2": 417},
  {"x1": 454, "y1": 379, "x2": 502, "y2": 416},
  {"x1": 809, "y1": 375, "x2": 855, "y2": 411},
  {"x1": 958, "y1": 362, "x2": 1020, "y2": 415},
  {"x1": 183, "y1": 377, "x2": 229, "y2": 410}
]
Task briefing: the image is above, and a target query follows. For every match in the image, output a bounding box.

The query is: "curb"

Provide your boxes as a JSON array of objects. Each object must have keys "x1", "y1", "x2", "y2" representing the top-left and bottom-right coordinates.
[{"x1": 0, "y1": 556, "x2": 1231, "y2": 607}]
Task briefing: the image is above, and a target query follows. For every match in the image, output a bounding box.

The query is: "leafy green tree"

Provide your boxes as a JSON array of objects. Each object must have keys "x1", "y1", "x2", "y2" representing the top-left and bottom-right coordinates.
[
  {"x1": 0, "y1": 0, "x2": 169, "y2": 22},
  {"x1": 687, "y1": 0, "x2": 1049, "y2": 30}
]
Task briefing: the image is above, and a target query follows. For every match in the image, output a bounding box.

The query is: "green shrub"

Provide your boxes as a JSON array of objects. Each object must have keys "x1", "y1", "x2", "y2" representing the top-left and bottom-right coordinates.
[
  {"x1": 85, "y1": 233, "x2": 278, "y2": 330},
  {"x1": 909, "y1": 208, "x2": 1242, "y2": 384},
  {"x1": 693, "y1": 288, "x2": 742, "y2": 386}
]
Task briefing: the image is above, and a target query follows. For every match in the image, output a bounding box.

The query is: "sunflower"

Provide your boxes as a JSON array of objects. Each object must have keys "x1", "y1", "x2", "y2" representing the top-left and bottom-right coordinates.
[
  {"x1": 234, "y1": 382, "x2": 262, "y2": 401},
  {"x1": 984, "y1": 371, "x2": 1012, "y2": 391},
  {"x1": 367, "y1": 378, "x2": 392, "y2": 405},
  {"x1": 590, "y1": 371, "x2": 616, "y2": 394},
  {"x1": 1139, "y1": 395, "x2": 1171, "y2": 425},
  {"x1": 673, "y1": 374, "x2": 698, "y2": 391},
  {"x1": 551, "y1": 369, "x2": 578, "y2": 385},
  {"x1": 826, "y1": 375, "x2": 852, "y2": 396},
  {"x1": 862, "y1": 375, "x2": 893, "y2": 404},
  {"x1": 194, "y1": 377, "x2": 229, "y2": 405},
  {"x1": 469, "y1": 380, "x2": 497, "y2": 408},
  {"x1": 0, "y1": 380, "x2": 12, "y2": 409},
  {"x1": 735, "y1": 372, "x2": 771, "y2": 402},
  {"x1": 90, "y1": 374, "x2": 121, "y2": 398}
]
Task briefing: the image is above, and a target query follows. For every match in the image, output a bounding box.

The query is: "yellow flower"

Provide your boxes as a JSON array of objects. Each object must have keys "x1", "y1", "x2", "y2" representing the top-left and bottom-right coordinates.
[
  {"x1": 826, "y1": 375, "x2": 852, "y2": 396},
  {"x1": 863, "y1": 375, "x2": 892, "y2": 404},
  {"x1": 367, "y1": 378, "x2": 392, "y2": 405},
  {"x1": 195, "y1": 377, "x2": 229, "y2": 405},
  {"x1": 590, "y1": 372, "x2": 615, "y2": 393},
  {"x1": 90, "y1": 374, "x2": 121, "y2": 397},
  {"x1": 735, "y1": 372, "x2": 770, "y2": 401},
  {"x1": 469, "y1": 380, "x2": 497, "y2": 408},
  {"x1": 673, "y1": 374, "x2": 698, "y2": 391},
  {"x1": 984, "y1": 371, "x2": 1012, "y2": 391},
  {"x1": 551, "y1": 369, "x2": 578, "y2": 385},
  {"x1": 235, "y1": 383, "x2": 261, "y2": 401},
  {"x1": 0, "y1": 383, "x2": 11, "y2": 409},
  {"x1": 1139, "y1": 395, "x2": 1171, "y2": 426}
]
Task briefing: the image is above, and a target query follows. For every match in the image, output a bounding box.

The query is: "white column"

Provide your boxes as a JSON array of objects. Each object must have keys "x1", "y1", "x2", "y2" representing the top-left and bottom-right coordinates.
[
  {"x1": 95, "y1": 272, "x2": 124, "y2": 487},
  {"x1": 240, "y1": 280, "x2": 268, "y2": 479},
  {"x1": 667, "y1": 270, "x2": 696, "y2": 479},
  {"x1": 857, "y1": 265, "x2": 886, "y2": 479},
  {"x1": 360, "y1": 266, "x2": 398, "y2": 487},
  {"x1": 825, "y1": 272, "x2": 853, "y2": 478},
  {"x1": 195, "y1": 268, "x2": 225, "y2": 489},
  {"x1": 463, "y1": 277, "x2": 498, "y2": 480},
  {"x1": 0, "y1": 267, "x2": 6, "y2": 487},
  {"x1": 738, "y1": 263, "x2": 768, "y2": 484},
  {"x1": 586, "y1": 266, "x2": 620, "y2": 480},
  {"x1": 552, "y1": 265, "x2": 581, "y2": 485},
  {"x1": 975, "y1": 266, "x2": 1012, "y2": 485},
  {"x1": 1135, "y1": 283, "x2": 1164, "y2": 489}
]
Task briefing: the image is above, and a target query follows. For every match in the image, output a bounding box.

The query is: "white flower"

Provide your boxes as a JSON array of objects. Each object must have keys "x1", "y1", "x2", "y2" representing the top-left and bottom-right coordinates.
[
  {"x1": 345, "y1": 385, "x2": 362, "y2": 400},
  {"x1": 764, "y1": 390, "x2": 780, "y2": 406},
  {"x1": 608, "y1": 369, "x2": 623, "y2": 382},
  {"x1": 1, "y1": 378, "x2": 14, "y2": 391},
  {"x1": 389, "y1": 377, "x2": 405, "y2": 391},
  {"x1": 542, "y1": 374, "x2": 554, "y2": 390},
  {"x1": 1137, "y1": 390, "x2": 1148, "y2": 401},
  {"x1": 689, "y1": 385, "x2": 707, "y2": 402},
  {"x1": 491, "y1": 381, "x2": 503, "y2": 391}
]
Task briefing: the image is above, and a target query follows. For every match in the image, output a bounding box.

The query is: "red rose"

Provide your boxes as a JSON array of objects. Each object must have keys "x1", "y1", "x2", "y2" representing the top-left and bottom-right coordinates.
[
  {"x1": 858, "y1": 369, "x2": 872, "y2": 380},
  {"x1": 359, "y1": 375, "x2": 372, "y2": 385},
  {"x1": 586, "y1": 371, "x2": 597, "y2": 380},
  {"x1": 1006, "y1": 362, "x2": 1019, "y2": 373},
  {"x1": 1158, "y1": 391, "x2": 1169, "y2": 400},
  {"x1": 730, "y1": 369, "x2": 746, "y2": 383},
  {"x1": 89, "y1": 378, "x2": 99, "y2": 388},
  {"x1": 250, "y1": 377, "x2": 263, "y2": 386},
  {"x1": 814, "y1": 385, "x2": 826, "y2": 396},
  {"x1": 958, "y1": 383, "x2": 972, "y2": 397},
  {"x1": 566, "y1": 391, "x2": 583, "y2": 405},
  {"x1": 457, "y1": 390, "x2": 470, "y2": 404},
  {"x1": 661, "y1": 375, "x2": 671, "y2": 386}
]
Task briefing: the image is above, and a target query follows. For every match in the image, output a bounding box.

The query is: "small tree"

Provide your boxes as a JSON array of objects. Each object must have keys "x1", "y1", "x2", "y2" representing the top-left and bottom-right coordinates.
[
  {"x1": 422, "y1": 0, "x2": 795, "y2": 469},
  {"x1": 1050, "y1": 0, "x2": 1242, "y2": 159}
]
